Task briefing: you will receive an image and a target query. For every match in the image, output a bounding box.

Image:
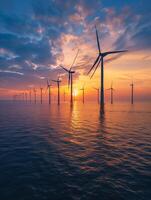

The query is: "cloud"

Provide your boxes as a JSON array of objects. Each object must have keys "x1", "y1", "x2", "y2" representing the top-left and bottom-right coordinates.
[
  {"x1": 0, "y1": 70, "x2": 24, "y2": 75},
  {"x1": 0, "y1": 0, "x2": 151, "y2": 96}
]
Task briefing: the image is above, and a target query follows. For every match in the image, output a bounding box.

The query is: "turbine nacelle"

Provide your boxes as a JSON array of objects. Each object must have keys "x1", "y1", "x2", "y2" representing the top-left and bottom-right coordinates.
[{"x1": 51, "y1": 79, "x2": 61, "y2": 83}]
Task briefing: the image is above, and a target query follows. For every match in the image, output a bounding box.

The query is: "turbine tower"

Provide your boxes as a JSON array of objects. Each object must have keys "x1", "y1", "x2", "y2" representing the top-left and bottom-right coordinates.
[
  {"x1": 22, "y1": 92, "x2": 25, "y2": 102},
  {"x1": 40, "y1": 87, "x2": 43, "y2": 104},
  {"x1": 29, "y1": 89, "x2": 32, "y2": 103},
  {"x1": 52, "y1": 77, "x2": 61, "y2": 105},
  {"x1": 93, "y1": 87, "x2": 99, "y2": 104},
  {"x1": 46, "y1": 80, "x2": 51, "y2": 105},
  {"x1": 106, "y1": 82, "x2": 115, "y2": 104},
  {"x1": 33, "y1": 88, "x2": 37, "y2": 104},
  {"x1": 60, "y1": 50, "x2": 79, "y2": 105},
  {"x1": 130, "y1": 81, "x2": 134, "y2": 104},
  {"x1": 88, "y1": 26, "x2": 127, "y2": 111},
  {"x1": 80, "y1": 86, "x2": 85, "y2": 104},
  {"x1": 64, "y1": 90, "x2": 66, "y2": 102},
  {"x1": 25, "y1": 92, "x2": 27, "y2": 103}
]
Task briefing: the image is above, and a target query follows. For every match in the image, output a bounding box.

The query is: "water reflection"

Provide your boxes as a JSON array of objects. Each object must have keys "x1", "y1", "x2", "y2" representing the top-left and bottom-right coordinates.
[{"x1": 0, "y1": 101, "x2": 150, "y2": 200}]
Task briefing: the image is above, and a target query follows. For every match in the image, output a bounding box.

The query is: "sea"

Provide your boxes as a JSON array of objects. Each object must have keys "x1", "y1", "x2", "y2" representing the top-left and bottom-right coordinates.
[{"x1": 0, "y1": 101, "x2": 150, "y2": 200}]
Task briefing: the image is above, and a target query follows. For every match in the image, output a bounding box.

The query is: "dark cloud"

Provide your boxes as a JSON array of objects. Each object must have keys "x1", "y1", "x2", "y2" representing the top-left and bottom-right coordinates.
[{"x1": 113, "y1": 1, "x2": 151, "y2": 50}]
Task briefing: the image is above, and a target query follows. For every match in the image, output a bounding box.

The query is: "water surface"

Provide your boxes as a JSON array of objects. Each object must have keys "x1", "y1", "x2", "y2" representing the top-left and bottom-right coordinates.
[{"x1": 0, "y1": 101, "x2": 151, "y2": 200}]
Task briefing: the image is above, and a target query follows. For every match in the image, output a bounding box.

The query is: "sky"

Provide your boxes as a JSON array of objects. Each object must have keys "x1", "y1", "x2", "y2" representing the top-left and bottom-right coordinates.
[{"x1": 0, "y1": 0, "x2": 151, "y2": 101}]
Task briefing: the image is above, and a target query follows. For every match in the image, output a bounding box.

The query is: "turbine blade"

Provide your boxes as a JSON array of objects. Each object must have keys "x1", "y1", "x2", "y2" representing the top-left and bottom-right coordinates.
[
  {"x1": 95, "y1": 26, "x2": 101, "y2": 54},
  {"x1": 104, "y1": 50, "x2": 128, "y2": 56},
  {"x1": 51, "y1": 80, "x2": 57, "y2": 82},
  {"x1": 70, "y1": 49, "x2": 79, "y2": 70},
  {"x1": 60, "y1": 65, "x2": 69, "y2": 72},
  {"x1": 87, "y1": 55, "x2": 100, "y2": 75},
  {"x1": 90, "y1": 57, "x2": 101, "y2": 79}
]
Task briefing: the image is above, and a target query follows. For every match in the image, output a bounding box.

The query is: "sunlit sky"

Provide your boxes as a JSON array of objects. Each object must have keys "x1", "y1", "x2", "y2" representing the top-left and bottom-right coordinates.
[{"x1": 0, "y1": 0, "x2": 151, "y2": 101}]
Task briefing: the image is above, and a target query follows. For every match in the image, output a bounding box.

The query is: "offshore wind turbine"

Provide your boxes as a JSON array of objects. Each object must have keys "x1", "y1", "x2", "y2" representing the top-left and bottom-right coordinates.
[
  {"x1": 88, "y1": 26, "x2": 127, "y2": 111},
  {"x1": 29, "y1": 89, "x2": 32, "y2": 103},
  {"x1": 40, "y1": 87, "x2": 43, "y2": 104},
  {"x1": 80, "y1": 85, "x2": 85, "y2": 104},
  {"x1": 64, "y1": 90, "x2": 66, "y2": 102},
  {"x1": 60, "y1": 50, "x2": 79, "y2": 105},
  {"x1": 52, "y1": 77, "x2": 61, "y2": 105},
  {"x1": 33, "y1": 88, "x2": 37, "y2": 104},
  {"x1": 93, "y1": 87, "x2": 99, "y2": 104},
  {"x1": 22, "y1": 92, "x2": 25, "y2": 102},
  {"x1": 46, "y1": 80, "x2": 51, "y2": 104},
  {"x1": 106, "y1": 82, "x2": 115, "y2": 104},
  {"x1": 130, "y1": 81, "x2": 134, "y2": 104},
  {"x1": 25, "y1": 92, "x2": 28, "y2": 103}
]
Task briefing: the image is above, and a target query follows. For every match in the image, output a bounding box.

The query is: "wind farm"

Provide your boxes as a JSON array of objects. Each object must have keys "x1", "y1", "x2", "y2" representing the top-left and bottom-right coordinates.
[{"x1": 0, "y1": 1, "x2": 150, "y2": 200}]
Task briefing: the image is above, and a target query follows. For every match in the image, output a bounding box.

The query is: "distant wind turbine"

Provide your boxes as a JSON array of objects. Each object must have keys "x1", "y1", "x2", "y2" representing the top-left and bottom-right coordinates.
[
  {"x1": 40, "y1": 87, "x2": 43, "y2": 104},
  {"x1": 106, "y1": 82, "x2": 115, "y2": 104},
  {"x1": 52, "y1": 77, "x2": 61, "y2": 105},
  {"x1": 22, "y1": 93, "x2": 25, "y2": 102},
  {"x1": 64, "y1": 90, "x2": 66, "y2": 102},
  {"x1": 46, "y1": 80, "x2": 51, "y2": 104},
  {"x1": 93, "y1": 87, "x2": 99, "y2": 104},
  {"x1": 29, "y1": 89, "x2": 32, "y2": 103},
  {"x1": 60, "y1": 50, "x2": 79, "y2": 105},
  {"x1": 130, "y1": 81, "x2": 134, "y2": 104},
  {"x1": 80, "y1": 85, "x2": 85, "y2": 104},
  {"x1": 33, "y1": 88, "x2": 37, "y2": 104},
  {"x1": 25, "y1": 92, "x2": 28, "y2": 103},
  {"x1": 88, "y1": 26, "x2": 127, "y2": 111}
]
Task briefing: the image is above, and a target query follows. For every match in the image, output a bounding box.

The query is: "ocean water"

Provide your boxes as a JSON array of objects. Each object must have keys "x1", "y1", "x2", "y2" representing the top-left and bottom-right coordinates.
[{"x1": 0, "y1": 101, "x2": 150, "y2": 200}]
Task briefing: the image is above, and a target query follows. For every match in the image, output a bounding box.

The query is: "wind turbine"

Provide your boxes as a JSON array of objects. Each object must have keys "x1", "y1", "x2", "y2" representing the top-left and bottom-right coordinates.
[
  {"x1": 88, "y1": 26, "x2": 127, "y2": 111},
  {"x1": 22, "y1": 92, "x2": 25, "y2": 102},
  {"x1": 46, "y1": 80, "x2": 51, "y2": 104},
  {"x1": 40, "y1": 87, "x2": 43, "y2": 104},
  {"x1": 130, "y1": 81, "x2": 134, "y2": 104},
  {"x1": 93, "y1": 87, "x2": 99, "y2": 104},
  {"x1": 29, "y1": 89, "x2": 32, "y2": 103},
  {"x1": 106, "y1": 82, "x2": 115, "y2": 104},
  {"x1": 64, "y1": 90, "x2": 66, "y2": 102},
  {"x1": 52, "y1": 77, "x2": 61, "y2": 105},
  {"x1": 80, "y1": 85, "x2": 85, "y2": 104},
  {"x1": 60, "y1": 50, "x2": 79, "y2": 105},
  {"x1": 33, "y1": 88, "x2": 37, "y2": 104},
  {"x1": 25, "y1": 92, "x2": 28, "y2": 103}
]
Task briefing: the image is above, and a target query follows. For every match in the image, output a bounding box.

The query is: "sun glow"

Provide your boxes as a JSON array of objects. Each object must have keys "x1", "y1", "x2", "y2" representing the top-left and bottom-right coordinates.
[{"x1": 73, "y1": 89, "x2": 78, "y2": 97}]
